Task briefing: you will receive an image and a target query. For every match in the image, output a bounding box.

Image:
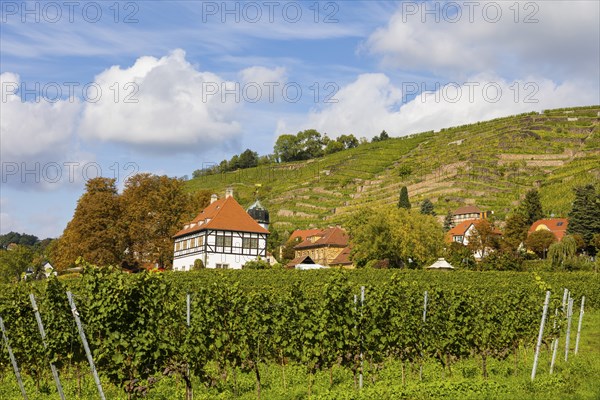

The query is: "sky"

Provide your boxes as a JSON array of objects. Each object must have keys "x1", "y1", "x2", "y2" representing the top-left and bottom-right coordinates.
[{"x1": 1, "y1": 0, "x2": 599, "y2": 239}]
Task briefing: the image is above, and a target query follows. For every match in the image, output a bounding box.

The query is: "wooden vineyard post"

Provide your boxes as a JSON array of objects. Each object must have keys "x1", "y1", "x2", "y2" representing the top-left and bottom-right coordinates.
[
  {"x1": 0, "y1": 316, "x2": 28, "y2": 400},
  {"x1": 186, "y1": 292, "x2": 193, "y2": 400},
  {"x1": 359, "y1": 286, "x2": 365, "y2": 390},
  {"x1": 420, "y1": 291, "x2": 428, "y2": 381},
  {"x1": 574, "y1": 296, "x2": 585, "y2": 355},
  {"x1": 30, "y1": 294, "x2": 65, "y2": 400},
  {"x1": 564, "y1": 297, "x2": 574, "y2": 362},
  {"x1": 549, "y1": 308, "x2": 559, "y2": 374},
  {"x1": 67, "y1": 291, "x2": 106, "y2": 400},
  {"x1": 531, "y1": 290, "x2": 550, "y2": 381}
]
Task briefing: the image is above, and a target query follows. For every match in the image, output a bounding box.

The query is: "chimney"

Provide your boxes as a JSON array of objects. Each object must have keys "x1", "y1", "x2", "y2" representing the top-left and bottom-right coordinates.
[
  {"x1": 225, "y1": 187, "x2": 233, "y2": 199},
  {"x1": 210, "y1": 194, "x2": 218, "y2": 204}
]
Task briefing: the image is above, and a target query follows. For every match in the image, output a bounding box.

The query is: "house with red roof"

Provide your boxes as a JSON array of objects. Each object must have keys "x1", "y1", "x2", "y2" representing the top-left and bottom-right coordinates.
[
  {"x1": 447, "y1": 219, "x2": 502, "y2": 259},
  {"x1": 528, "y1": 218, "x2": 568, "y2": 241},
  {"x1": 289, "y1": 226, "x2": 352, "y2": 268},
  {"x1": 172, "y1": 188, "x2": 269, "y2": 270}
]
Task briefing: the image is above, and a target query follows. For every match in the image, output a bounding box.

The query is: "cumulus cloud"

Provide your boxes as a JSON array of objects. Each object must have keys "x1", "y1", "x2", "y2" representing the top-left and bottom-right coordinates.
[
  {"x1": 239, "y1": 66, "x2": 287, "y2": 85},
  {"x1": 277, "y1": 73, "x2": 598, "y2": 138},
  {"x1": 365, "y1": 1, "x2": 600, "y2": 82},
  {"x1": 0, "y1": 72, "x2": 81, "y2": 161},
  {"x1": 78, "y1": 49, "x2": 243, "y2": 151}
]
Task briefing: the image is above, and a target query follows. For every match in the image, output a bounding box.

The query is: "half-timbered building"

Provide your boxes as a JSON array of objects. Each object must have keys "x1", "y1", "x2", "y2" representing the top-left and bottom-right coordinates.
[{"x1": 172, "y1": 189, "x2": 269, "y2": 270}]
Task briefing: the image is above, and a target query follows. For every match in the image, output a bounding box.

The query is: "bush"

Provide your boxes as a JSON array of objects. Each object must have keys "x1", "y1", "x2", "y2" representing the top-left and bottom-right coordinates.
[
  {"x1": 242, "y1": 258, "x2": 271, "y2": 270},
  {"x1": 193, "y1": 259, "x2": 205, "y2": 270}
]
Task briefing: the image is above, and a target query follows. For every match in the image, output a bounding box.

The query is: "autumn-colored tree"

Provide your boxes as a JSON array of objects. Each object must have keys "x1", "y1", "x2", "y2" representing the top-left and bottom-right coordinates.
[
  {"x1": 54, "y1": 178, "x2": 122, "y2": 270},
  {"x1": 120, "y1": 174, "x2": 211, "y2": 269},
  {"x1": 467, "y1": 219, "x2": 500, "y2": 259},
  {"x1": 525, "y1": 230, "x2": 557, "y2": 258},
  {"x1": 346, "y1": 206, "x2": 443, "y2": 268},
  {"x1": 502, "y1": 210, "x2": 529, "y2": 252}
]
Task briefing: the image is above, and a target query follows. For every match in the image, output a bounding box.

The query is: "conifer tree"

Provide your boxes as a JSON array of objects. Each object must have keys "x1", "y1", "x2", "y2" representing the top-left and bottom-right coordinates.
[
  {"x1": 420, "y1": 199, "x2": 436, "y2": 215},
  {"x1": 398, "y1": 186, "x2": 411, "y2": 209}
]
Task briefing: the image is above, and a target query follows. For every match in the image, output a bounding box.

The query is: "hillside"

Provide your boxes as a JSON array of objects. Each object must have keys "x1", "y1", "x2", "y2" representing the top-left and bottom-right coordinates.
[{"x1": 186, "y1": 105, "x2": 600, "y2": 232}]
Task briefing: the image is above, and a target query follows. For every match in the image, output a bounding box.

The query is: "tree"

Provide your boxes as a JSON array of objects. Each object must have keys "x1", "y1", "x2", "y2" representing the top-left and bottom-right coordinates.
[
  {"x1": 420, "y1": 199, "x2": 435, "y2": 215},
  {"x1": 0, "y1": 245, "x2": 34, "y2": 283},
  {"x1": 120, "y1": 174, "x2": 211, "y2": 269},
  {"x1": 238, "y1": 149, "x2": 259, "y2": 169},
  {"x1": 372, "y1": 130, "x2": 390, "y2": 142},
  {"x1": 567, "y1": 184, "x2": 600, "y2": 253},
  {"x1": 502, "y1": 210, "x2": 529, "y2": 252},
  {"x1": 519, "y1": 189, "x2": 544, "y2": 226},
  {"x1": 54, "y1": 178, "x2": 122, "y2": 270},
  {"x1": 281, "y1": 237, "x2": 301, "y2": 262},
  {"x1": 274, "y1": 134, "x2": 302, "y2": 162},
  {"x1": 398, "y1": 186, "x2": 411, "y2": 209},
  {"x1": 444, "y1": 242, "x2": 475, "y2": 269},
  {"x1": 0, "y1": 232, "x2": 39, "y2": 249},
  {"x1": 324, "y1": 140, "x2": 344, "y2": 155},
  {"x1": 548, "y1": 235, "x2": 577, "y2": 268},
  {"x1": 337, "y1": 134, "x2": 359, "y2": 149},
  {"x1": 467, "y1": 220, "x2": 500, "y2": 259},
  {"x1": 525, "y1": 230, "x2": 557, "y2": 258},
  {"x1": 346, "y1": 206, "x2": 443, "y2": 268},
  {"x1": 443, "y1": 210, "x2": 454, "y2": 231},
  {"x1": 297, "y1": 129, "x2": 324, "y2": 159}
]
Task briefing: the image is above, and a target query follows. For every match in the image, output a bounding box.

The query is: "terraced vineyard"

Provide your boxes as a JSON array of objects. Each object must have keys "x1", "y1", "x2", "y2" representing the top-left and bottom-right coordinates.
[{"x1": 186, "y1": 106, "x2": 600, "y2": 230}]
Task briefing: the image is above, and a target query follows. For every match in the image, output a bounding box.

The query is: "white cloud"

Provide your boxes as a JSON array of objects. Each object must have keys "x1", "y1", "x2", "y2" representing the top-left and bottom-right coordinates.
[
  {"x1": 0, "y1": 72, "x2": 81, "y2": 161},
  {"x1": 365, "y1": 1, "x2": 600, "y2": 82},
  {"x1": 239, "y1": 66, "x2": 287, "y2": 86},
  {"x1": 277, "y1": 73, "x2": 598, "y2": 138},
  {"x1": 78, "y1": 49, "x2": 243, "y2": 151}
]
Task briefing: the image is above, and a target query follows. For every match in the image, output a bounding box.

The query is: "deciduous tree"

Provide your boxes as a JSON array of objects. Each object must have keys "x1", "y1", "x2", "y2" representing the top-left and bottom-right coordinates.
[
  {"x1": 525, "y1": 230, "x2": 556, "y2": 258},
  {"x1": 54, "y1": 178, "x2": 122, "y2": 270},
  {"x1": 346, "y1": 206, "x2": 443, "y2": 268}
]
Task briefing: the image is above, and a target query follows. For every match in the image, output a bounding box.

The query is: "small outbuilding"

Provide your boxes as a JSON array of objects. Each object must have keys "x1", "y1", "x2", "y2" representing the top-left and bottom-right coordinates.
[{"x1": 426, "y1": 258, "x2": 455, "y2": 270}]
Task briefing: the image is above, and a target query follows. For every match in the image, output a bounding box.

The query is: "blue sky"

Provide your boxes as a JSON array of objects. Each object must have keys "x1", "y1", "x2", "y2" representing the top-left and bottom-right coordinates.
[{"x1": 1, "y1": 0, "x2": 599, "y2": 238}]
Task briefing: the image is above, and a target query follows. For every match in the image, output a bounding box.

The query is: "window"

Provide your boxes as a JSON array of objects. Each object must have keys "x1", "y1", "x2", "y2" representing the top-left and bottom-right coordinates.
[
  {"x1": 216, "y1": 236, "x2": 232, "y2": 247},
  {"x1": 453, "y1": 235, "x2": 464, "y2": 243},
  {"x1": 216, "y1": 263, "x2": 229, "y2": 269},
  {"x1": 242, "y1": 238, "x2": 259, "y2": 250},
  {"x1": 557, "y1": 222, "x2": 563, "y2": 226}
]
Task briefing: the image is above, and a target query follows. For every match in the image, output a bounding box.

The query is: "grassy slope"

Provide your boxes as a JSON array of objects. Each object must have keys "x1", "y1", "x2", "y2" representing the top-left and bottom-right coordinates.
[{"x1": 187, "y1": 106, "x2": 599, "y2": 231}]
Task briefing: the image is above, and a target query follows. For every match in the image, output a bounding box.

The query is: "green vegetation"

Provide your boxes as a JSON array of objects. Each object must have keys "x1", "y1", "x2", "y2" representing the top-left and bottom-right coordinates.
[
  {"x1": 185, "y1": 106, "x2": 600, "y2": 233},
  {"x1": 0, "y1": 268, "x2": 599, "y2": 399}
]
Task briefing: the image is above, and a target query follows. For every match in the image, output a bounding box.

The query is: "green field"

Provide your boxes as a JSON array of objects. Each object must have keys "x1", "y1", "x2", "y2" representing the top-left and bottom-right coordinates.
[
  {"x1": 0, "y1": 269, "x2": 599, "y2": 399},
  {"x1": 186, "y1": 105, "x2": 600, "y2": 230}
]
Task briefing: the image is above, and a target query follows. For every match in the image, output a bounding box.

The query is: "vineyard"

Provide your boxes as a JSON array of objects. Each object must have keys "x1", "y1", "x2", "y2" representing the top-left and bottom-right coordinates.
[{"x1": 0, "y1": 267, "x2": 599, "y2": 399}]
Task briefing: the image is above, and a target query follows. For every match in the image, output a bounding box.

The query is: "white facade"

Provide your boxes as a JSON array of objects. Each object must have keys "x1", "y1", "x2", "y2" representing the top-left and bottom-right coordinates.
[{"x1": 173, "y1": 229, "x2": 268, "y2": 271}]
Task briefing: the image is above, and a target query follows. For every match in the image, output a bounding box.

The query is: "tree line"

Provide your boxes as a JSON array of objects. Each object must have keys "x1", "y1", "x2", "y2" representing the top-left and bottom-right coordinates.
[
  {"x1": 51, "y1": 175, "x2": 213, "y2": 272},
  {"x1": 192, "y1": 129, "x2": 391, "y2": 177}
]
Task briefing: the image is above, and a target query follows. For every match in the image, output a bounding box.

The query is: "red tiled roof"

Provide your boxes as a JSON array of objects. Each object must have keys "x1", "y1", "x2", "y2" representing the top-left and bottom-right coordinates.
[
  {"x1": 289, "y1": 228, "x2": 323, "y2": 242},
  {"x1": 294, "y1": 227, "x2": 349, "y2": 249},
  {"x1": 174, "y1": 196, "x2": 269, "y2": 238},
  {"x1": 331, "y1": 246, "x2": 353, "y2": 265},
  {"x1": 446, "y1": 219, "x2": 501, "y2": 241},
  {"x1": 453, "y1": 205, "x2": 481, "y2": 215},
  {"x1": 528, "y1": 218, "x2": 568, "y2": 241},
  {"x1": 448, "y1": 220, "x2": 476, "y2": 236}
]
